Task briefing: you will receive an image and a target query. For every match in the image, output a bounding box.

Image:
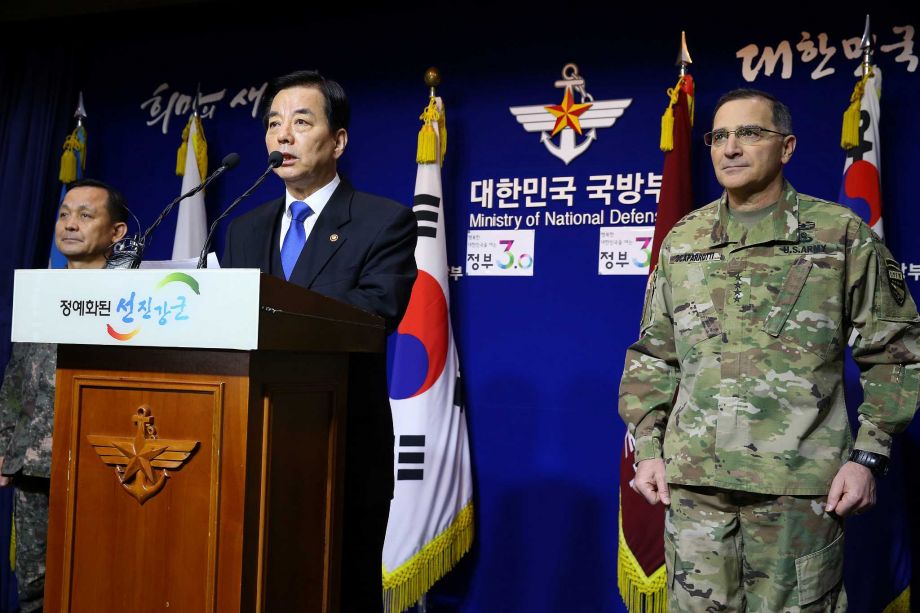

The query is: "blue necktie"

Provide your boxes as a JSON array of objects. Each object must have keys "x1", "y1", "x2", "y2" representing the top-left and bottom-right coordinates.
[{"x1": 280, "y1": 200, "x2": 313, "y2": 280}]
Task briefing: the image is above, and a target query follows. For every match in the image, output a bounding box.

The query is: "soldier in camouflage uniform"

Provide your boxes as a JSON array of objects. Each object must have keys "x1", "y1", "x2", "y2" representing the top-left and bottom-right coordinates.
[
  {"x1": 0, "y1": 179, "x2": 127, "y2": 612},
  {"x1": 618, "y1": 89, "x2": 920, "y2": 612}
]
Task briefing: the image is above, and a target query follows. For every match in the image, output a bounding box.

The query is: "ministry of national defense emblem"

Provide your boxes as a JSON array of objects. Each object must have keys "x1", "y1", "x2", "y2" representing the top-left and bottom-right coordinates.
[
  {"x1": 509, "y1": 63, "x2": 632, "y2": 165},
  {"x1": 88, "y1": 406, "x2": 198, "y2": 504}
]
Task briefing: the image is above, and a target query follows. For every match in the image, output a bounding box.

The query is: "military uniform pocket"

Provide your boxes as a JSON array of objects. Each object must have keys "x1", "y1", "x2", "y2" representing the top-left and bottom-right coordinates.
[
  {"x1": 763, "y1": 258, "x2": 841, "y2": 358},
  {"x1": 672, "y1": 265, "x2": 722, "y2": 359},
  {"x1": 795, "y1": 533, "x2": 844, "y2": 605},
  {"x1": 663, "y1": 529, "x2": 678, "y2": 589}
]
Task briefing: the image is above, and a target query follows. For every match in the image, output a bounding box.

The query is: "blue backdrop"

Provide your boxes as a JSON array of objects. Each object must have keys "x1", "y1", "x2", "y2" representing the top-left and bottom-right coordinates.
[{"x1": 1, "y1": 4, "x2": 919, "y2": 611}]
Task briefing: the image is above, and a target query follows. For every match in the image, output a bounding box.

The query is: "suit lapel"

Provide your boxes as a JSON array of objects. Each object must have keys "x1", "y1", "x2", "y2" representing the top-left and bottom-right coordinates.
[
  {"x1": 250, "y1": 197, "x2": 285, "y2": 275},
  {"x1": 289, "y1": 181, "x2": 352, "y2": 288}
]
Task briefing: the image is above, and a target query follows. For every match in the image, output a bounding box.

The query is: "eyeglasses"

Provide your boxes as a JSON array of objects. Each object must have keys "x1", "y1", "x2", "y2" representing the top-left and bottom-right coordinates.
[{"x1": 703, "y1": 126, "x2": 790, "y2": 147}]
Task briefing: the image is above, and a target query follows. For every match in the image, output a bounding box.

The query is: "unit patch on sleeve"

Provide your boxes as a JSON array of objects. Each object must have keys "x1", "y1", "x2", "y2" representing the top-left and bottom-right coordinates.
[{"x1": 886, "y1": 258, "x2": 907, "y2": 306}]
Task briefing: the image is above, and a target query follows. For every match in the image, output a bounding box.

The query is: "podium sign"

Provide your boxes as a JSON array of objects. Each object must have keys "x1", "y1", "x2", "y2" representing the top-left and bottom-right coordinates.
[
  {"x1": 12, "y1": 269, "x2": 262, "y2": 349},
  {"x1": 23, "y1": 269, "x2": 385, "y2": 612}
]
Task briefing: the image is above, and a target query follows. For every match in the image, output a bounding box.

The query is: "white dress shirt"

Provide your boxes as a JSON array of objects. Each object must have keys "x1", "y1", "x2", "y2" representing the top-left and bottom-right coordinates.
[{"x1": 278, "y1": 174, "x2": 341, "y2": 251}]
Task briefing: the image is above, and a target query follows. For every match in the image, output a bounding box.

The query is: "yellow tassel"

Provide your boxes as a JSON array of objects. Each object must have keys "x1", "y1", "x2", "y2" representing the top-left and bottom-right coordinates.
[
  {"x1": 59, "y1": 148, "x2": 77, "y2": 184},
  {"x1": 841, "y1": 71, "x2": 871, "y2": 150},
  {"x1": 176, "y1": 118, "x2": 191, "y2": 176},
  {"x1": 416, "y1": 97, "x2": 441, "y2": 164},
  {"x1": 617, "y1": 495, "x2": 668, "y2": 612},
  {"x1": 660, "y1": 106, "x2": 675, "y2": 152},
  {"x1": 659, "y1": 78, "x2": 683, "y2": 153},
  {"x1": 58, "y1": 127, "x2": 85, "y2": 184},
  {"x1": 881, "y1": 585, "x2": 910, "y2": 613},
  {"x1": 417, "y1": 124, "x2": 438, "y2": 165},
  {"x1": 191, "y1": 115, "x2": 208, "y2": 180},
  {"x1": 382, "y1": 502, "x2": 474, "y2": 613}
]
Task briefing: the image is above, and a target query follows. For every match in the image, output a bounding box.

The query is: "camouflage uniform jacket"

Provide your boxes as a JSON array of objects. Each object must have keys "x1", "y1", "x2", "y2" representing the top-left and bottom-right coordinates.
[
  {"x1": 0, "y1": 342, "x2": 57, "y2": 478},
  {"x1": 619, "y1": 182, "x2": 920, "y2": 495}
]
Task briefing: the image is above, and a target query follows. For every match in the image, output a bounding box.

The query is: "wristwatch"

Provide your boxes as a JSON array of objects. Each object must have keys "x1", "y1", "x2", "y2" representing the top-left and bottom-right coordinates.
[{"x1": 848, "y1": 449, "x2": 889, "y2": 477}]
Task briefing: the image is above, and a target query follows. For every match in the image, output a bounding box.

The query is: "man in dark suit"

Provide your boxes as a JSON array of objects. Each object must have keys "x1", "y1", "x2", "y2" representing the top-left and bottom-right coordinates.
[{"x1": 221, "y1": 70, "x2": 417, "y2": 611}]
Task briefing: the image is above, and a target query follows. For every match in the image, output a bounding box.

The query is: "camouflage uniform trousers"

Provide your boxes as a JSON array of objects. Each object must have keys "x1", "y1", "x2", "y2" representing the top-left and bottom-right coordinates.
[
  {"x1": 11, "y1": 474, "x2": 49, "y2": 613},
  {"x1": 665, "y1": 484, "x2": 847, "y2": 612}
]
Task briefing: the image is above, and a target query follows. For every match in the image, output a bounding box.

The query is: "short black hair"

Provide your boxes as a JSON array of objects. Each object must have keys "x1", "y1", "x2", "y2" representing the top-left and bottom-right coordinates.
[
  {"x1": 713, "y1": 88, "x2": 793, "y2": 134},
  {"x1": 261, "y1": 70, "x2": 350, "y2": 133},
  {"x1": 67, "y1": 178, "x2": 129, "y2": 225}
]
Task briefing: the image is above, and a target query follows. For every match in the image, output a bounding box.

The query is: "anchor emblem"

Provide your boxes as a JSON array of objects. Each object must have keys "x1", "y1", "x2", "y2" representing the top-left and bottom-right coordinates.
[
  {"x1": 88, "y1": 406, "x2": 198, "y2": 505},
  {"x1": 509, "y1": 63, "x2": 632, "y2": 165}
]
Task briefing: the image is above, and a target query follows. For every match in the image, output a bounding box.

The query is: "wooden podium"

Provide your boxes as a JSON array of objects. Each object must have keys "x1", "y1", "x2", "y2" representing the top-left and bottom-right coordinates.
[{"x1": 12, "y1": 270, "x2": 385, "y2": 612}]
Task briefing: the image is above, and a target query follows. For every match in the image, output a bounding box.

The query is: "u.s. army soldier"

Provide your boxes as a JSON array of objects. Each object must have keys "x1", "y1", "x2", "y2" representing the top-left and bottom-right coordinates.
[{"x1": 618, "y1": 88, "x2": 920, "y2": 611}]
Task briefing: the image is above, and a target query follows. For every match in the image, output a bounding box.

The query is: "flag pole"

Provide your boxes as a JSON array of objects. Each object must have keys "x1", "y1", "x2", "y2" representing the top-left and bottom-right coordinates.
[
  {"x1": 74, "y1": 91, "x2": 87, "y2": 128},
  {"x1": 425, "y1": 66, "x2": 440, "y2": 99},
  {"x1": 418, "y1": 69, "x2": 434, "y2": 613},
  {"x1": 416, "y1": 70, "x2": 438, "y2": 613},
  {"x1": 677, "y1": 30, "x2": 692, "y2": 76},
  {"x1": 860, "y1": 14, "x2": 873, "y2": 78},
  {"x1": 620, "y1": 30, "x2": 696, "y2": 613},
  {"x1": 842, "y1": 15, "x2": 875, "y2": 150}
]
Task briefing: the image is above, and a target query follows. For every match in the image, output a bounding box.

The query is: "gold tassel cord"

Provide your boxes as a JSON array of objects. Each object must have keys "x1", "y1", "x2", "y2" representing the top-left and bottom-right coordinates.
[
  {"x1": 437, "y1": 99, "x2": 447, "y2": 165},
  {"x1": 660, "y1": 106, "x2": 675, "y2": 153},
  {"x1": 416, "y1": 97, "x2": 441, "y2": 165},
  {"x1": 659, "y1": 77, "x2": 684, "y2": 153},
  {"x1": 176, "y1": 115, "x2": 208, "y2": 179},
  {"x1": 617, "y1": 499, "x2": 667, "y2": 612},
  {"x1": 58, "y1": 127, "x2": 86, "y2": 184},
  {"x1": 176, "y1": 119, "x2": 190, "y2": 176},
  {"x1": 382, "y1": 502, "x2": 474, "y2": 613},
  {"x1": 841, "y1": 70, "x2": 872, "y2": 150}
]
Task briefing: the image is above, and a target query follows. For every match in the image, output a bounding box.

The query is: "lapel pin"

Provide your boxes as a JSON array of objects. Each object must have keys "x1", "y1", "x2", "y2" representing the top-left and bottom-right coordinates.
[{"x1": 329, "y1": 233, "x2": 339, "y2": 242}]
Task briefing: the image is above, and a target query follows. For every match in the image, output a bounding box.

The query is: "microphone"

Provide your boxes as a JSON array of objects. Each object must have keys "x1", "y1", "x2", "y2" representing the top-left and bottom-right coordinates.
[
  {"x1": 142, "y1": 152, "x2": 240, "y2": 245},
  {"x1": 108, "y1": 152, "x2": 241, "y2": 269},
  {"x1": 197, "y1": 151, "x2": 283, "y2": 268},
  {"x1": 104, "y1": 203, "x2": 145, "y2": 269}
]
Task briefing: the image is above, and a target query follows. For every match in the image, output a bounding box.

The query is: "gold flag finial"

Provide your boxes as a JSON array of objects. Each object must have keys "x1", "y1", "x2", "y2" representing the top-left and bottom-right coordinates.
[
  {"x1": 417, "y1": 68, "x2": 446, "y2": 165},
  {"x1": 676, "y1": 30, "x2": 693, "y2": 76}
]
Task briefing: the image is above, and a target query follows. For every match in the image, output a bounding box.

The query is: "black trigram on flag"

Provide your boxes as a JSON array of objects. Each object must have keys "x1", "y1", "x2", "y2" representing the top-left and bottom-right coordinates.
[
  {"x1": 413, "y1": 194, "x2": 440, "y2": 238},
  {"x1": 396, "y1": 435, "x2": 425, "y2": 481}
]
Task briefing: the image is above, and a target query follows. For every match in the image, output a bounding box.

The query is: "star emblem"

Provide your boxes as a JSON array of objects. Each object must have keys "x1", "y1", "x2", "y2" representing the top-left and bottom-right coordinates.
[
  {"x1": 113, "y1": 435, "x2": 167, "y2": 484},
  {"x1": 88, "y1": 406, "x2": 198, "y2": 504},
  {"x1": 544, "y1": 88, "x2": 593, "y2": 137}
]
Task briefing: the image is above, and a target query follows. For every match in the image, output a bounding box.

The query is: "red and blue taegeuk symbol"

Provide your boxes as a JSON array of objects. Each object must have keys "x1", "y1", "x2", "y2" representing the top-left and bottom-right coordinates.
[
  {"x1": 389, "y1": 271, "x2": 449, "y2": 400},
  {"x1": 840, "y1": 160, "x2": 882, "y2": 228}
]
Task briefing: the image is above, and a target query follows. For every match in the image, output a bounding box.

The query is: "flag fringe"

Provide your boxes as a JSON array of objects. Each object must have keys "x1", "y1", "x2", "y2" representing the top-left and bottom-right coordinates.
[
  {"x1": 617, "y1": 503, "x2": 667, "y2": 613},
  {"x1": 382, "y1": 501, "x2": 474, "y2": 613},
  {"x1": 176, "y1": 115, "x2": 208, "y2": 179},
  {"x1": 881, "y1": 585, "x2": 910, "y2": 613},
  {"x1": 841, "y1": 70, "x2": 872, "y2": 150},
  {"x1": 58, "y1": 127, "x2": 85, "y2": 184}
]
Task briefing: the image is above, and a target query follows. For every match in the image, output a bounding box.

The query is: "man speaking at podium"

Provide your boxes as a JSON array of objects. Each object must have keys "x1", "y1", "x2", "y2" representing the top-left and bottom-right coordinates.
[
  {"x1": 221, "y1": 70, "x2": 418, "y2": 611},
  {"x1": 0, "y1": 179, "x2": 128, "y2": 613}
]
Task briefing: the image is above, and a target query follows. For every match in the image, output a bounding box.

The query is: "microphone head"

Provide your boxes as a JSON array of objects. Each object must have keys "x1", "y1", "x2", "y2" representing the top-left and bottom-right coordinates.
[
  {"x1": 221, "y1": 152, "x2": 241, "y2": 169},
  {"x1": 268, "y1": 151, "x2": 284, "y2": 168}
]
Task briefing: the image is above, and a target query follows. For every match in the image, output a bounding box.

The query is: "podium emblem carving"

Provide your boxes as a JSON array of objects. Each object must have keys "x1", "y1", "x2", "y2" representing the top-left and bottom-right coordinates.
[{"x1": 88, "y1": 406, "x2": 198, "y2": 504}]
